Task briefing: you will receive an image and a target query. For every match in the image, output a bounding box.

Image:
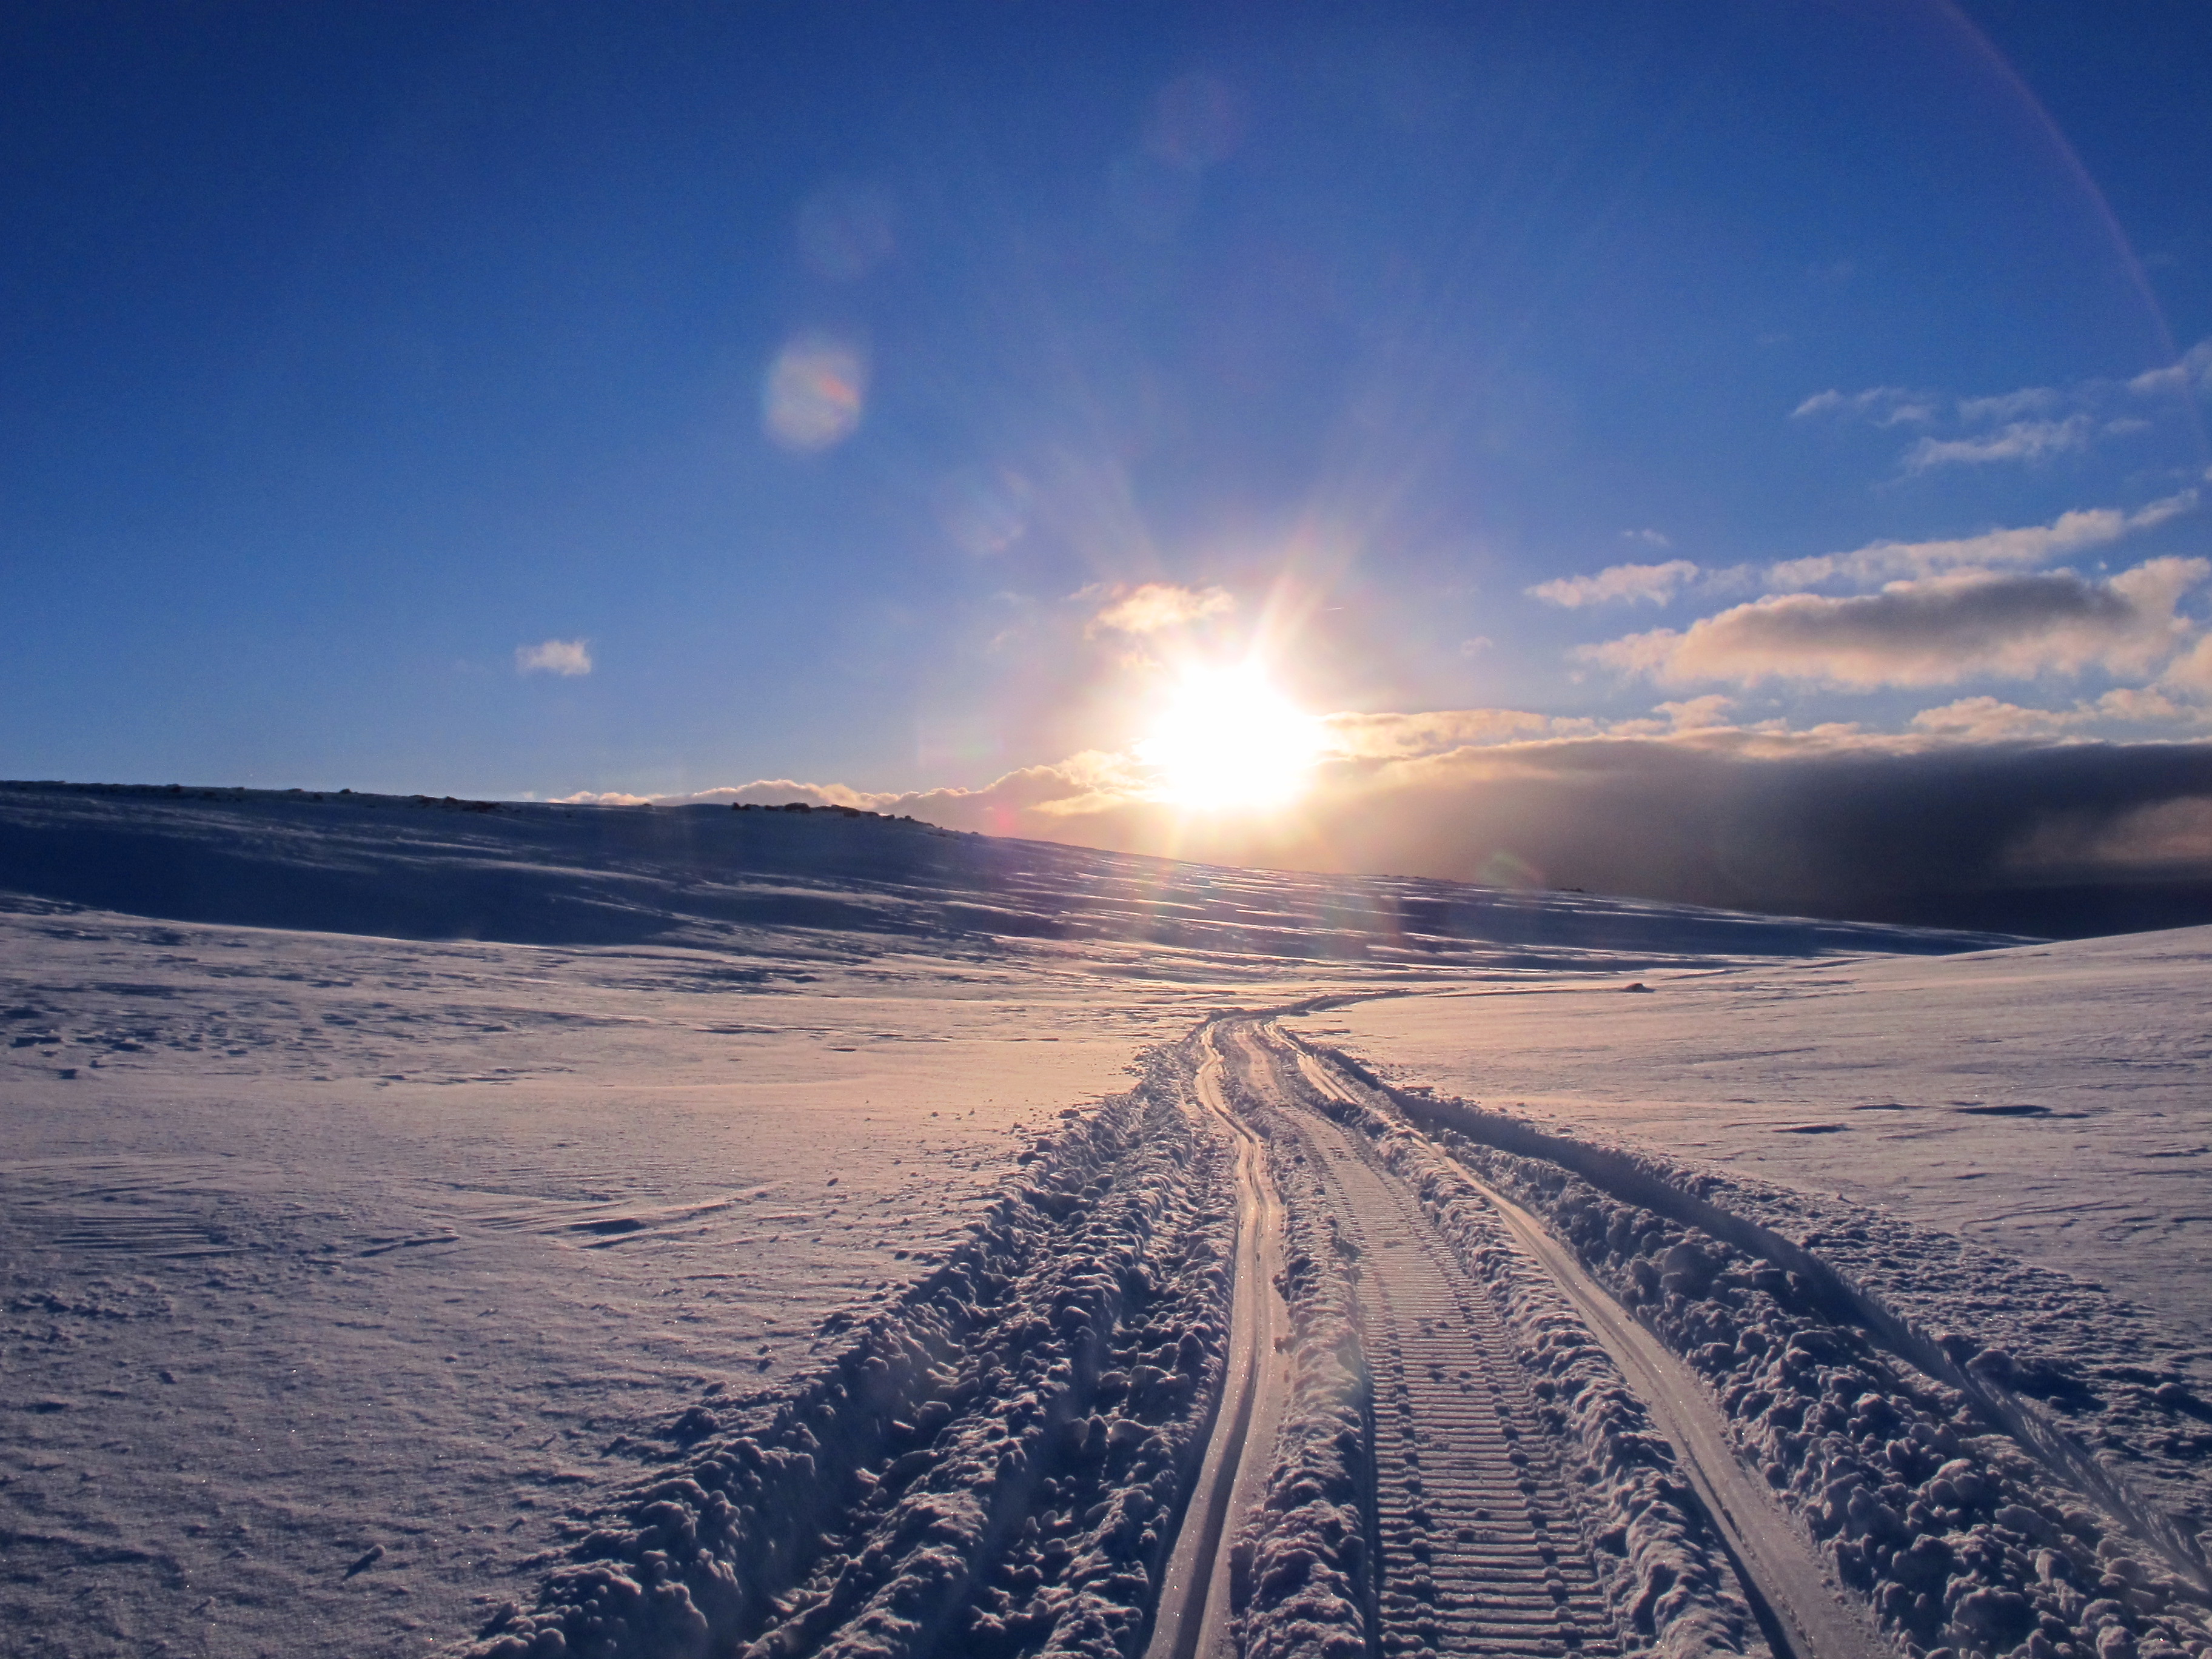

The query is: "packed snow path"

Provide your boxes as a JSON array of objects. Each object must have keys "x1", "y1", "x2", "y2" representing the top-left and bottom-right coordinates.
[
  {"x1": 1232, "y1": 1021, "x2": 1629, "y2": 1658},
  {"x1": 1279, "y1": 1026, "x2": 1885, "y2": 1659}
]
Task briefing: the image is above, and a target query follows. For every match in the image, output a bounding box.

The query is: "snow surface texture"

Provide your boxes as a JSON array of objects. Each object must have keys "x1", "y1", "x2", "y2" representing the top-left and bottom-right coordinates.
[
  {"x1": 1290, "y1": 933, "x2": 2212, "y2": 1331},
  {"x1": 0, "y1": 900, "x2": 1199, "y2": 1659},
  {"x1": 1232, "y1": 1047, "x2": 1763, "y2": 1659},
  {"x1": 464, "y1": 1041, "x2": 1236, "y2": 1659},
  {"x1": 1291, "y1": 1041, "x2": 2212, "y2": 1659},
  {"x1": 0, "y1": 780, "x2": 2091, "y2": 1656}
]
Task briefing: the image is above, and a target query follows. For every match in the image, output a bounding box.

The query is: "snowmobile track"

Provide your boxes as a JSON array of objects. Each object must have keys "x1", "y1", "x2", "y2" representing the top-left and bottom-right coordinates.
[
  {"x1": 1288, "y1": 1038, "x2": 1882, "y2": 1659},
  {"x1": 1228, "y1": 1021, "x2": 1627, "y2": 1659}
]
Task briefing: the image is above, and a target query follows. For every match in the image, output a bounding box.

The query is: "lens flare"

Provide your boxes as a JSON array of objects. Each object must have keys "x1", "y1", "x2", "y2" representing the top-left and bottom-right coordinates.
[
  {"x1": 796, "y1": 181, "x2": 896, "y2": 281},
  {"x1": 764, "y1": 334, "x2": 867, "y2": 452},
  {"x1": 1136, "y1": 663, "x2": 1322, "y2": 812}
]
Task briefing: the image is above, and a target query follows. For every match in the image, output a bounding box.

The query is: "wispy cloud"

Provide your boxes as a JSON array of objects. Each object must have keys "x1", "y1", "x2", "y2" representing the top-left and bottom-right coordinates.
[
  {"x1": 1796, "y1": 339, "x2": 2212, "y2": 475},
  {"x1": 1957, "y1": 386, "x2": 2062, "y2": 424},
  {"x1": 1791, "y1": 386, "x2": 1937, "y2": 425},
  {"x1": 1909, "y1": 689, "x2": 2208, "y2": 742},
  {"x1": 2128, "y1": 339, "x2": 2212, "y2": 398},
  {"x1": 516, "y1": 638, "x2": 592, "y2": 677},
  {"x1": 2162, "y1": 634, "x2": 2212, "y2": 697},
  {"x1": 1655, "y1": 694, "x2": 1735, "y2": 730},
  {"x1": 1580, "y1": 558, "x2": 2208, "y2": 689},
  {"x1": 1083, "y1": 581, "x2": 1236, "y2": 635},
  {"x1": 1526, "y1": 558, "x2": 1700, "y2": 608},
  {"x1": 1316, "y1": 707, "x2": 1592, "y2": 759},
  {"x1": 1762, "y1": 492, "x2": 2195, "y2": 591},
  {"x1": 1903, "y1": 414, "x2": 2094, "y2": 472}
]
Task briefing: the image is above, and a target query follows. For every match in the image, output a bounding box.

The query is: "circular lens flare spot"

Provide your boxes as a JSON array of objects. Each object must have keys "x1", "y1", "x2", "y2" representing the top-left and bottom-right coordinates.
[
  {"x1": 764, "y1": 335, "x2": 867, "y2": 452},
  {"x1": 1138, "y1": 665, "x2": 1322, "y2": 813}
]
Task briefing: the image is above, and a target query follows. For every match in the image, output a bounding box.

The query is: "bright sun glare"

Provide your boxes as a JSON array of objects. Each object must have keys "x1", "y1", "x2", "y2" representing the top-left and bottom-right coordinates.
[{"x1": 1137, "y1": 664, "x2": 1323, "y2": 813}]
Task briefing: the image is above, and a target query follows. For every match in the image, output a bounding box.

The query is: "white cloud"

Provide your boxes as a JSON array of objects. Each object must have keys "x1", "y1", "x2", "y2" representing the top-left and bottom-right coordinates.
[
  {"x1": 2162, "y1": 633, "x2": 2212, "y2": 697},
  {"x1": 1762, "y1": 492, "x2": 2196, "y2": 591},
  {"x1": 2128, "y1": 339, "x2": 2212, "y2": 397},
  {"x1": 1791, "y1": 386, "x2": 1936, "y2": 425},
  {"x1": 1797, "y1": 340, "x2": 2212, "y2": 475},
  {"x1": 1903, "y1": 415, "x2": 2093, "y2": 472},
  {"x1": 1909, "y1": 689, "x2": 2207, "y2": 742},
  {"x1": 516, "y1": 638, "x2": 592, "y2": 677},
  {"x1": 1083, "y1": 581, "x2": 1236, "y2": 635},
  {"x1": 1957, "y1": 386, "x2": 2062, "y2": 424},
  {"x1": 1621, "y1": 528, "x2": 1673, "y2": 548},
  {"x1": 1526, "y1": 558, "x2": 1700, "y2": 609},
  {"x1": 1316, "y1": 708, "x2": 1592, "y2": 760},
  {"x1": 1580, "y1": 558, "x2": 2209, "y2": 689},
  {"x1": 1656, "y1": 695, "x2": 1735, "y2": 731}
]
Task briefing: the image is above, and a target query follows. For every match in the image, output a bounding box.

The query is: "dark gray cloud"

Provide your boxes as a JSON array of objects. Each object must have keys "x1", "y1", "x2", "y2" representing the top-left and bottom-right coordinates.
[
  {"x1": 1586, "y1": 560, "x2": 2205, "y2": 688},
  {"x1": 1285, "y1": 734, "x2": 2212, "y2": 937},
  {"x1": 631, "y1": 730, "x2": 2212, "y2": 939}
]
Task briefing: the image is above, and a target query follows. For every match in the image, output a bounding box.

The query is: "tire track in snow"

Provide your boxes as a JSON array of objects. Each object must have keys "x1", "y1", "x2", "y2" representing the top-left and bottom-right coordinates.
[{"x1": 1285, "y1": 1032, "x2": 1884, "y2": 1659}]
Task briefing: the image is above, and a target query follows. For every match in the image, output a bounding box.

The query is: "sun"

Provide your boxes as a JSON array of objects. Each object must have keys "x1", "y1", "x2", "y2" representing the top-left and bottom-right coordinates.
[{"x1": 1136, "y1": 663, "x2": 1323, "y2": 812}]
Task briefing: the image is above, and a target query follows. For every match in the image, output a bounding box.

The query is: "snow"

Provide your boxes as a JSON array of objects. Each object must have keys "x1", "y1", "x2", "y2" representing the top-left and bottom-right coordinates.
[
  {"x1": 4, "y1": 779, "x2": 2200, "y2": 1659},
  {"x1": 1284, "y1": 950, "x2": 2212, "y2": 1659},
  {"x1": 1230, "y1": 1043, "x2": 1764, "y2": 1659},
  {"x1": 1283, "y1": 929, "x2": 2212, "y2": 1332},
  {"x1": 464, "y1": 1043, "x2": 1239, "y2": 1659},
  {"x1": 0, "y1": 906, "x2": 1183, "y2": 1658}
]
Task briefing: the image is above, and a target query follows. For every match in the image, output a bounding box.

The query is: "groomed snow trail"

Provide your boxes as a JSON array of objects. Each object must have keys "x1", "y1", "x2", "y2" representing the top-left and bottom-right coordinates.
[
  {"x1": 1144, "y1": 1027, "x2": 1291, "y2": 1659},
  {"x1": 1284, "y1": 1033, "x2": 1883, "y2": 1659},
  {"x1": 1225, "y1": 1020, "x2": 1628, "y2": 1658}
]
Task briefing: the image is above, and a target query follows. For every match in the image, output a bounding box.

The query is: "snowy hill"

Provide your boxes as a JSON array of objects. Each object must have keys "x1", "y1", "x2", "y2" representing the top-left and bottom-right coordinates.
[{"x1": 0, "y1": 780, "x2": 2009, "y2": 965}]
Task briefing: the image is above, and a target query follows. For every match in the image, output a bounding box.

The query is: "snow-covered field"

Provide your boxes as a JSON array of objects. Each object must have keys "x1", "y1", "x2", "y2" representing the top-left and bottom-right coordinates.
[
  {"x1": 2, "y1": 782, "x2": 2204, "y2": 1659},
  {"x1": 1285, "y1": 934, "x2": 2212, "y2": 1332}
]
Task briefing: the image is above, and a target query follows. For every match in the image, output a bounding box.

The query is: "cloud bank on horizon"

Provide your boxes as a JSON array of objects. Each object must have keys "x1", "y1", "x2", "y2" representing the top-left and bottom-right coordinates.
[{"x1": 565, "y1": 717, "x2": 2212, "y2": 937}]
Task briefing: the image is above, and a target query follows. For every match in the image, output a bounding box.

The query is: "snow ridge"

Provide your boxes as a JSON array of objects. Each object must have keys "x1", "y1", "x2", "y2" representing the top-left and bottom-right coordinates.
[
  {"x1": 464, "y1": 1043, "x2": 1236, "y2": 1659},
  {"x1": 1310, "y1": 1056, "x2": 2212, "y2": 1659}
]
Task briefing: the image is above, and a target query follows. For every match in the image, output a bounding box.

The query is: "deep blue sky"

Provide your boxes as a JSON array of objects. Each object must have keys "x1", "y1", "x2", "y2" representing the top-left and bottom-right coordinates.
[{"x1": 5, "y1": 1, "x2": 2211, "y2": 805}]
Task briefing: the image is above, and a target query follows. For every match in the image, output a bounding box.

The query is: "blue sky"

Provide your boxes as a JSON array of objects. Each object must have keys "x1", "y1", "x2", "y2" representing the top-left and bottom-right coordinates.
[{"x1": 5, "y1": 1, "x2": 2212, "y2": 891}]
